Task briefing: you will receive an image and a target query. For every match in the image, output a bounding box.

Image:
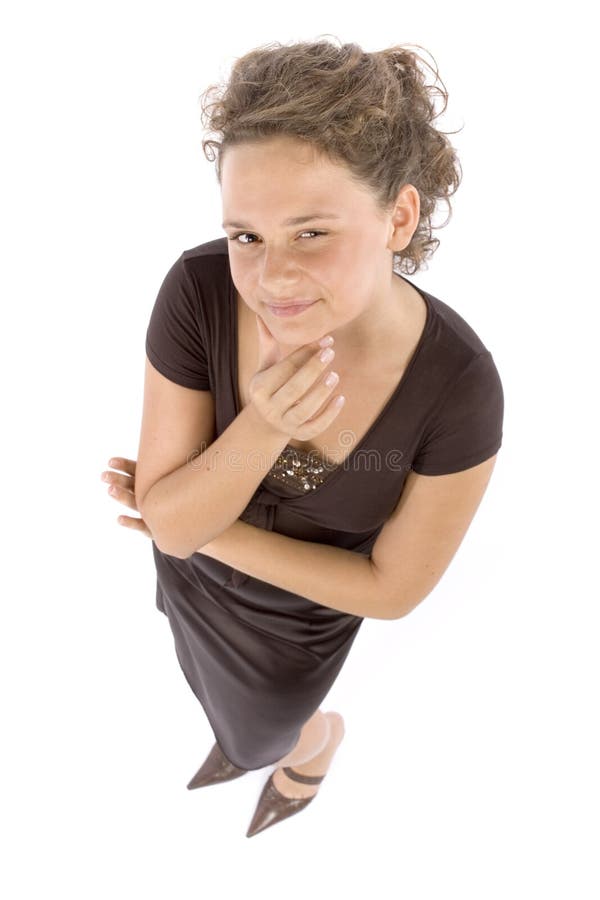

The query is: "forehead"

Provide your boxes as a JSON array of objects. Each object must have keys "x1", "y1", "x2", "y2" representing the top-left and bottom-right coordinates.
[{"x1": 220, "y1": 137, "x2": 369, "y2": 216}]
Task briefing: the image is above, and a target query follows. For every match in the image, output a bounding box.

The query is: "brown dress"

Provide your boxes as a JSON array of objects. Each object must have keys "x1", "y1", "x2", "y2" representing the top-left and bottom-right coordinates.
[{"x1": 144, "y1": 237, "x2": 504, "y2": 770}]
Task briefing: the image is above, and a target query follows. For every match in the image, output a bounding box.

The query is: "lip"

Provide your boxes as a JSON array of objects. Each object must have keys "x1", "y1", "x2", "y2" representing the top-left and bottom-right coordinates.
[
  {"x1": 266, "y1": 298, "x2": 317, "y2": 308},
  {"x1": 266, "y1": 299, "x2": 319, "y2": 317}
]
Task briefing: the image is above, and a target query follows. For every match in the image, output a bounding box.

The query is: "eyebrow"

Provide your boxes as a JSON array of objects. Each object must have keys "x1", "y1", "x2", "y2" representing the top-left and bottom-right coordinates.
[{"x1": 222, "y1": 213, "x2": 341, "y2": 229}]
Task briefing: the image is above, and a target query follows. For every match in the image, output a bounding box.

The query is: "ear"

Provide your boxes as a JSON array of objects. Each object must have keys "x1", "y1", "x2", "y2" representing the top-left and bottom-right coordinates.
[{"x1": 387, "y1": 183, "x2": 421, "y2": 252}]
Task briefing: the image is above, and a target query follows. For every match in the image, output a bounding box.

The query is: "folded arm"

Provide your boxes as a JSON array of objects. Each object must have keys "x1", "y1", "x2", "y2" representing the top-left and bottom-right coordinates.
[
  {"x1": 196, "y1": 519, "x2": 395, "y2": 621},
  {"x1": 198, "y1": 453, "x2": 499, "y2": 621}
]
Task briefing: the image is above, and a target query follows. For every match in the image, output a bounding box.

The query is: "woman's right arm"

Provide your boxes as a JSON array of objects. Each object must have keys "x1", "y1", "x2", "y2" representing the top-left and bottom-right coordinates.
[{"x1": 136, "y1": 356, "x2": 290, "y2": 559}]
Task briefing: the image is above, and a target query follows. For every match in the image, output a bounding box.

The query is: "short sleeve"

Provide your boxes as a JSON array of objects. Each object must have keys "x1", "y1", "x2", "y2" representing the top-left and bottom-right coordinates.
[
  {"x1": 411, "y1": 350, "x2": 504, "y2": 475},
  {"x1": 144, "y1": 253, "x2": 211, "y2": 390}
]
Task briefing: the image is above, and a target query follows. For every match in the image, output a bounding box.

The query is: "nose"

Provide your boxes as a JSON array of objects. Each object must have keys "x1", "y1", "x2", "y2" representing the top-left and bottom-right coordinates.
[{"x1": 257, "y1": 245, "x2": 302, "y2": 296}]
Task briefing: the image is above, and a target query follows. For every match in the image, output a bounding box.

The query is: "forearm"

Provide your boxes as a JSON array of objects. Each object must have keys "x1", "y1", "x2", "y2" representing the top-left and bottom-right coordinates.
[
  {"x1": 140, "y1": 404, "x2": 290, "y2": 559},
  {"x1": 195, "y1": 519, "x2": 397, "y2": 621}
]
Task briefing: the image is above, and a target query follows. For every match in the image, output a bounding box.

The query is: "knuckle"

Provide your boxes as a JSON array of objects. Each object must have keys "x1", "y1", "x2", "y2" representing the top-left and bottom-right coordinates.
[
  {"x1": 250, "y1": 385, "x2": 268, "y2": 408},
  {"x1": 286, "y1": 407, "x2": 302, "y2": 426},
  {"x1": 249, "y1": 375, "x2": 262, "y2": 395},
  {"x1": 287, "y1": 405, "x2": 304, "y2": 427}
]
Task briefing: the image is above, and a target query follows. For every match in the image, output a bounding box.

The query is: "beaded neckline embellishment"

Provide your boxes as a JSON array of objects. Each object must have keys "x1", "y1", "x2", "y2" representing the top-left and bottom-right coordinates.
[{"x1": 265, "y1": 445, "x2": 341, "y2": 492}]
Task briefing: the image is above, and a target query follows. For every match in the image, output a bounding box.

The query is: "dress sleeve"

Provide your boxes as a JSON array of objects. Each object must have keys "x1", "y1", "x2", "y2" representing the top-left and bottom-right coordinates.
[
  {"x1": 144, "y1": 253, "x2": 211, "y2": 390},
  {"x1": 411, "y1": 350, "x2": 504, "y2": 475}
]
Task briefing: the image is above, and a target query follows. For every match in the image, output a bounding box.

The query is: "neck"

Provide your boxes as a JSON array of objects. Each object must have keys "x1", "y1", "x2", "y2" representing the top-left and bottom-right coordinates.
[{"x1": 334, "y1": 274, "x2": 410, "y2": 356}]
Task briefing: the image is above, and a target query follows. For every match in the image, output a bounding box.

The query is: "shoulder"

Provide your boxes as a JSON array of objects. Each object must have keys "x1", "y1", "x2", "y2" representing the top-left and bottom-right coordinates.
[
  {"x1": 407, "y1": 280, "x2": 503, "y2": 401},
  {"x1": 181, "y1": 236, "x2": 230, "y2": 284},
  {"x1": 420, "y1": 285, "x2": 491, "y2": 359},
  {"x1": 401, "y1": 282, "x2": 504, "y2": 476},
  {"x1": 170, "y1": 237, "x2": 232, "y2": 329},
  {"x1": 144, "y1": 237, "x2": 229, "y2": 391}
]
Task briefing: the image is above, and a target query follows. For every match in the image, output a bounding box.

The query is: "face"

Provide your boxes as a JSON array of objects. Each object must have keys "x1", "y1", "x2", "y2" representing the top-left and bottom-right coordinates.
[{"x1": 220, "y1": 135, "x2": 417, "y2": 354}]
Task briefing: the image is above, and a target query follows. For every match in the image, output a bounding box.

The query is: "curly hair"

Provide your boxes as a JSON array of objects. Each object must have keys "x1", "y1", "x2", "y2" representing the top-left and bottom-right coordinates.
[{"x1": 198, "y1": 36, "x2": 463, "y2": 275}]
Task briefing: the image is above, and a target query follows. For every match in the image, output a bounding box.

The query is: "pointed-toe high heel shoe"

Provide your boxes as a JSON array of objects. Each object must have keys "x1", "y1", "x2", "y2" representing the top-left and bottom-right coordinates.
[
  {"x1": 186, "y1": 741, "x2": 249, "y2": 790},
  {"x1": 245, "y1": 766, "x2": 326, "y2": 838}
]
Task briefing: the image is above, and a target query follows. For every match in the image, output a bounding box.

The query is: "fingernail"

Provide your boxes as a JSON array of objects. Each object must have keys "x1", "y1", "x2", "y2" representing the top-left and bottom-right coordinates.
[
  {"x1": 318, "y1": 335, "x2": 334, "y2": 347},
  {"x1": 109, "y1": 485, "x2": 118, "y2": 495}
]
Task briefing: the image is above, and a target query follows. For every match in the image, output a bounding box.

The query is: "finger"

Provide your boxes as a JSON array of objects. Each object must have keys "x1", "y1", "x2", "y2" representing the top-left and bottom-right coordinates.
[
  {"x1": 117, "y1": 515, "x2": 152, "y2": 537},
  {"x1": 253, "y1": 322, "x2": 335, "y2": 398},
  {"x1": 102, "y1": 471, "x2": 136, "y2": 494},
  {"x1": 107, "y1": 457, "x2": 136, "y2": 475},
  {"x1": 106, "y1": 483, "x2": 138, "y2": 511},
  {"x1": 291, "y1": 387, "x2": 346, "y2": 441},
  {"x1": 272, "y1": 342, "x2": 338, "y2": 415}
]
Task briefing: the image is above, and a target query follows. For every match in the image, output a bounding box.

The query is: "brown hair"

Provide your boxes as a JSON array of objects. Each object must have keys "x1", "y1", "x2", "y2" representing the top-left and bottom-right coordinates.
[{"x1": 199, "y1": 36, "x2": 462, "y2": 275}]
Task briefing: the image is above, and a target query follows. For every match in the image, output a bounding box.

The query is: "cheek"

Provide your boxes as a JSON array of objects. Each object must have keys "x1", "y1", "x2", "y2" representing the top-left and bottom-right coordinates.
[
  {"x1": 230, "y1": 263, "x2": 254, "y2": 300},
  {"x1": 324, "y1": 242, "x2": 366, "y2": 283},
  {"x1": 231, "y1": 259, "x2": 270, "y2": 307}
]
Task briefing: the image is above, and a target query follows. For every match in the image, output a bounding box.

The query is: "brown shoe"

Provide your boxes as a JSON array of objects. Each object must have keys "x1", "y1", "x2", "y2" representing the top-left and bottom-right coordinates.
[
  {"x1": 186, "y1": 742, "x2": 249, "y2": 790},
  {"x1": 245, "y1": 766, "x2": 326, "y2": 838}
]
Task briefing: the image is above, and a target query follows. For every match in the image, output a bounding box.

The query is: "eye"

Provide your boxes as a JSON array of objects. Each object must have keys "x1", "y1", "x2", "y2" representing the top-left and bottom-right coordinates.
[{"x1": 228, "y1": 230, "x2": 326, "y2": 245}]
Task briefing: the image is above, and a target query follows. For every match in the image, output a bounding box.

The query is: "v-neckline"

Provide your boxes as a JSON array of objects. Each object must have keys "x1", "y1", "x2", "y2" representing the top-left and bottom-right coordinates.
[{"x1": 226, "y1": 264, "x2": 433, "y2": 494}]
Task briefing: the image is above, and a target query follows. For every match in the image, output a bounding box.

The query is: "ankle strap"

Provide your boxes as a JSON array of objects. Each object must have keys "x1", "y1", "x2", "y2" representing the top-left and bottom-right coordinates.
[{"x1": 282, "y1": 766, "x2": 325, "y2": 785}]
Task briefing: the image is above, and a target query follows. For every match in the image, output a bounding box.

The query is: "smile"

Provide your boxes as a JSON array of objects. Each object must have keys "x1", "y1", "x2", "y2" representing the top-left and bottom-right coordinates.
[{"x1": 267, "y1": 300, "x2": 319, "y2": 317}]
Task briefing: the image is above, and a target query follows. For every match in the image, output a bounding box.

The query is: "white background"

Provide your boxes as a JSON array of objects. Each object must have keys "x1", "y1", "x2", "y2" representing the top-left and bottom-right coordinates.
[{"x1": 2, "y1": 1, "x2": 598, "y2": 897}]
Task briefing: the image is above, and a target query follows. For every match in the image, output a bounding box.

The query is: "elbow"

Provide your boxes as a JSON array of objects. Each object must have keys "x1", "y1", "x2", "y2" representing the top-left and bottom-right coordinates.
[
  {"x1": 371, "y1": 561, "x2": 415, "y2": 620},
  {"x1": 391, "y1": 603, "x2": 411, "y2": 620},
  {"x1": 136, "y1": 491, "x2": 156, "y2": 543},
  {"x1": 137, "y1": 484, "x2": 213, "y2": 560},
  {"x1": 142, "y1": 513, "x2": 205, "y2": 560},
  {"x1": 392, "y1": 587, "x2": 429, "y2": 620},
  {"x1": 384, "y1": 582, "x2": 423, "y2": 620},
  {"x1": 378, "y1": 588, "x2": 403, "y2": 620},
  {"x1": 152, "y1": 535, "x2": 186, "y2": 559},
  {"x1": 387, "y1": 602, "x2": 412, "y2": 621},
  {"x1": 143, "y1": 513, "x2": 187, "y2": 559},
  {"x1": 137, "y1": 489, "x2": 183, "y2": 559},
  {"x1": 387, "y1": 599, "x2": 408, "y2": 621},
  {"x1": 147, "y1": 526, "x2": 189, "y2": 559}
]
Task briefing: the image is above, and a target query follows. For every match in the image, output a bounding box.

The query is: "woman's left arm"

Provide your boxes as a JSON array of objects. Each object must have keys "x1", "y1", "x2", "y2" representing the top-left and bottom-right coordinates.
[
  {"x1": 198, "y1": 518, "x2": 392, "y2": 620},
  {"x1": 202, "y1": 453, "x2": 499, "y2": 621}
]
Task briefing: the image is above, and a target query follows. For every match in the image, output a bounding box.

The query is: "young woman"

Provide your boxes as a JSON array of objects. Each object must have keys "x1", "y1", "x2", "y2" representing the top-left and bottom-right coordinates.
[{"x1": 101, "y1": 39, "x2": 504, "y2": 838}]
